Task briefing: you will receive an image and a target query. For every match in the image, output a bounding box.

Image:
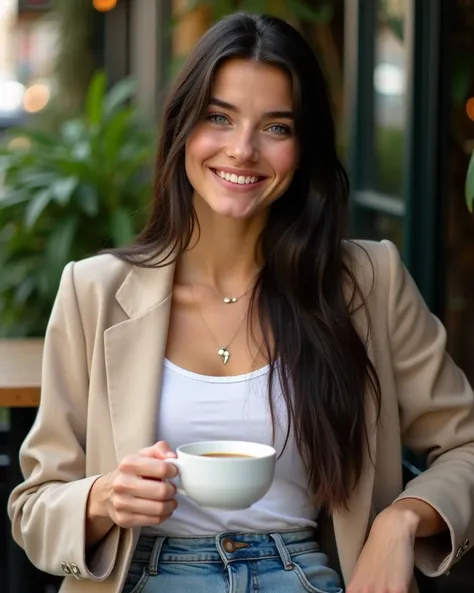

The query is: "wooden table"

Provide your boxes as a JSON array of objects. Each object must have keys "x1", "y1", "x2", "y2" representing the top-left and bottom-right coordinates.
[
  {"x1": 0, "y1": 339, "x2": 43, "y2": 407},
  {"x1": 0, "y1": 339, "x2": 52, "y2": 593}
]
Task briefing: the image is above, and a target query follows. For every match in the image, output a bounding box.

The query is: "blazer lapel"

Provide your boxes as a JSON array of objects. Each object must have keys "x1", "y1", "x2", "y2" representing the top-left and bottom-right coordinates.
[{"x1": 104, "y1": 261, "x2": 175, "y2": 464}]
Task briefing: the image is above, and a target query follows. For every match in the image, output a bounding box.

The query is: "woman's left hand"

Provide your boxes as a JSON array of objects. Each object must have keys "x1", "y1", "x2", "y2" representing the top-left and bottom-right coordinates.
[{"x1": 346, "y1": 505, "x2": 418, "y2": 593}]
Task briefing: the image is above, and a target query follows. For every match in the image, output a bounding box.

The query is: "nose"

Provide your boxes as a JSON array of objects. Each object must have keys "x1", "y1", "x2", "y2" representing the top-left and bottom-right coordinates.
[{"x1": 226, "y1": 129, "x2": 258, "y2": 163}]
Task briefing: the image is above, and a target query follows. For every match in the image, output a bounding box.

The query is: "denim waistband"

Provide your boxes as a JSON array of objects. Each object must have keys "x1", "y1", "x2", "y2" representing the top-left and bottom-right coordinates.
[{"x1": 133, "y1": 528, "x2": 320, "y2": 574}]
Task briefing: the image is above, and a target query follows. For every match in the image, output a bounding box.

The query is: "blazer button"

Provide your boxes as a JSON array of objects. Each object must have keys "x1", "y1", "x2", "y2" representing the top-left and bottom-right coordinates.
[
  {"x1": 455, "y1": 546, "x2": 464, "y2": 559},
  {"x1": 61, "y1": 562, "x2": 72, "y2": 574},
  {"x1": 71, "y1": 563, "x2": 81, "y2": 576},
  {"x1": 462, "y1": 538, "x2": 470, "y2": 550}
]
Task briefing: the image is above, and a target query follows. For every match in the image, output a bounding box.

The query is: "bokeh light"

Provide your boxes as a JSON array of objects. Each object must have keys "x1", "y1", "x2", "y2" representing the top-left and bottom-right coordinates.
[
  {"x1": 23, "y1": 83, "x2": 50, "y2": 113},
  {"x1": 93, "y1": 0, "x2": 118, "y2": 12},
  {"x1": 466, "y1": 97, "x2": 474, "y2": 122}
]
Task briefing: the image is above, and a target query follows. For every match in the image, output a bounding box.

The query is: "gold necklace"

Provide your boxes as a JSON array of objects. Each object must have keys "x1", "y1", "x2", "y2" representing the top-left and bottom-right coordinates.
[
  {"x1": 190, "y1": 287, "x2": 249, "y2": 365},
  {"x1": 189, "y1": 271, "x2": 258, "y2": 304}
]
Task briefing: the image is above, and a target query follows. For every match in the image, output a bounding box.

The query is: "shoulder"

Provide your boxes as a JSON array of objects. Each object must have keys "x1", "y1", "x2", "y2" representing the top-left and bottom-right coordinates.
[
  {"x1": 70, "y1": 253, "x2": 132, "y2": 292},
  {"x1": 343, "y1": 239, "x2": 399, "y2": 291},
  {"x1": 343, "y1": 238, "x2": 398, "y2": 271},
  {"x1": 55, "y1": 254, "x2": 133, "y2": 314}
]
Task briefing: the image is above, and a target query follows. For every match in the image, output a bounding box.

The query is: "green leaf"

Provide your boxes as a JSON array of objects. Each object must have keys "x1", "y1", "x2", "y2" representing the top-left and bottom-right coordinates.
[
  {"x1": 25, "y1": 189, "x2": 54, "y2": 228},
  {"x1": 109, "y1": 207, "x2": 135, "y2": 246},
  {"x1": 0, "y1": 190, "x2": 32, "y2": 209},
  {"x1": 104, "y1": 77, "x2": 137, "y2": 117},
  {"x1": 61, "y1": 119, "x2": 87, "y2": 143},
  {"x1": 43, "y1": 215, "x2": 78, "y2": 298},
  {"x1": 14, "y1": 275, "x2": 37, "y2": 306},
  {"x1": 287, "y1": 0, "x2": 334, "y2": 23},
  {"x1": 52, "y1": 177, "x2": 78, "y2": 205},
  {"x1": 71, "y1": 141, "x2": 91, "y2": 161},
  {"x1": 48, "y1": 215, "x2": 78, "y2": 264},
  {"x1": 86, "y1": 71, "x2": 107, "y2": 125},
  {"x1": 75, "y1": 184, "x2": 99, "y2": 216},
  {"x1": 102, "y1": 108, "x2": 133, "y2": 160},
  {"x1": 17, "y1": 171, "x2": 57, "y2": 188},
  {"x1": 466, "y1": 150, "x2": 474, "y2": 213}
]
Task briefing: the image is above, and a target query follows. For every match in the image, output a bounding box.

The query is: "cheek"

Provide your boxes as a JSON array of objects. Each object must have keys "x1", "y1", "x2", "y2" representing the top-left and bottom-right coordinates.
[
  {"x1": 186, "y1": 129, "x2": 223, "y2": 167},
  {"x1": 266, "y1": 142, "x2": 298, "y2": 176}
]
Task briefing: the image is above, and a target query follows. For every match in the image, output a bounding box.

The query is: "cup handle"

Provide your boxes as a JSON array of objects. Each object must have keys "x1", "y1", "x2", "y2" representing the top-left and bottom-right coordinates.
[{"x1": 163, "y1": 457, "x2": 187, "y2": 497}]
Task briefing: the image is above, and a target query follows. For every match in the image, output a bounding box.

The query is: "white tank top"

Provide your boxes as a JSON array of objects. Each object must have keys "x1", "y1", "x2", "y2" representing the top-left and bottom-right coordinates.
[{"x1": 143, "y1": 358, "x2": 319, "y2": 536}]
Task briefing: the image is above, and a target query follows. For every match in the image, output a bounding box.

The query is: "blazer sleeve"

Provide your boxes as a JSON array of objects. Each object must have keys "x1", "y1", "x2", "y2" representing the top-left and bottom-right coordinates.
[
  {"x1": 7, "y1": 262, "x2": 121, "y2": 581},
  {"x1": 383, "y1": 240, "x2": 474, "y2": 577}
]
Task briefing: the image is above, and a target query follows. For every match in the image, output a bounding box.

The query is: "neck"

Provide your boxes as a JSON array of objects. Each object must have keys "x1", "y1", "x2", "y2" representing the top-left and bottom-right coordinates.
[{"x1": 176, "y1": 196, "x2": 266, "y2": 292}]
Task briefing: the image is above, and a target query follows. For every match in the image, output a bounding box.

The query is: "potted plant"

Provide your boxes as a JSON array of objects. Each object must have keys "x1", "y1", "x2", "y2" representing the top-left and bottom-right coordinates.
[{"x1": 0, "y1": 71, "x2": 155, "y2": 337}]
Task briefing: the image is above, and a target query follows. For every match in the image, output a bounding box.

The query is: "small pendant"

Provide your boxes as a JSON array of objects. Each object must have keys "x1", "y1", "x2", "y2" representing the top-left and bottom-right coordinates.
[
  {"x1": 223, "y1": 296, "x2": 238, "y2": 304},
  {"x1": 218, "y1": 347, "x2": 230, "y2": 364}
]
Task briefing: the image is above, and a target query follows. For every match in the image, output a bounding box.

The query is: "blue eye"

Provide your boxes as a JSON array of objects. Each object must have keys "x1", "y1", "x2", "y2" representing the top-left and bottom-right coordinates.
[
  {"x1": 206, "y1": 113, "x2": 229, "y2": 125},
  {"x1": 268, "y1": 124, "x2": 291, "y2": 135}
]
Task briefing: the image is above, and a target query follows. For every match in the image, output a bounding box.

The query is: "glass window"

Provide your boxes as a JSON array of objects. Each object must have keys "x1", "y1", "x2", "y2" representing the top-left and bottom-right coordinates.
[{"x1": 373, "y1": 0, "x2": 408, "y2": 198}]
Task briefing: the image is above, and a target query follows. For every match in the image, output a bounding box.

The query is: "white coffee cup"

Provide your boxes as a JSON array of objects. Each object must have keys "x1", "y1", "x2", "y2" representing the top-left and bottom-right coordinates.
[{"x1": 164, "y1": 440, "x2": 276, "y2": 510}]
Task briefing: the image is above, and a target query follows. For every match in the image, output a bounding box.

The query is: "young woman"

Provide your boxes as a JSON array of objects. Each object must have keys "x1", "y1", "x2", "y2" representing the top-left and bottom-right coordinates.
[{"x1": 8, "y1": 12, "x2": 474, "y2": 593}]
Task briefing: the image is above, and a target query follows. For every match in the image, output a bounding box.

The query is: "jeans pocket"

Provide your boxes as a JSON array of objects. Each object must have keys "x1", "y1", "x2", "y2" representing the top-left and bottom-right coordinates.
[
  {"x1": 290, "y1": 551, "x2": 344, "y2": 593},
  {"x1": 122, "y1": 563, "x2": 150, "y2": 593}
]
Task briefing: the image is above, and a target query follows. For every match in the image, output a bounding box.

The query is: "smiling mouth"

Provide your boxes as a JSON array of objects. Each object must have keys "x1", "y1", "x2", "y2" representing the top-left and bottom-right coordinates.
[{"x1": 211, "y1": 168, "x2": 266, "y2": 186}]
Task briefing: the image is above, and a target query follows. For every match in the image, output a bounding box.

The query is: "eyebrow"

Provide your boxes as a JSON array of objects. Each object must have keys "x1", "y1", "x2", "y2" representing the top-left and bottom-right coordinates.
[{"x1": 209, "y1": 97, "x2": 294, "y2": 120}]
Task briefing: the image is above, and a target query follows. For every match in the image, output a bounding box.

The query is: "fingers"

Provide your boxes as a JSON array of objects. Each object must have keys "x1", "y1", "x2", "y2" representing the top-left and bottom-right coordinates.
[
  {"x1": 114, "y1": 495, "x2": 178, "y2": 523},
  {"x1": 109, "y1": 442, "x2": 180, "y2": 529},
  {"x1": 140, "y1": 441, "x2": 177, "y2": 460},
  {"x1": 119, "y1": 453, "x2": 178, "y2": 480},
  {"x1": 112, "y1": 507, "x2": 176, "y2": 529},
  {"x1": 113, "y1": 471, "x2": 177, "y2": 501}
]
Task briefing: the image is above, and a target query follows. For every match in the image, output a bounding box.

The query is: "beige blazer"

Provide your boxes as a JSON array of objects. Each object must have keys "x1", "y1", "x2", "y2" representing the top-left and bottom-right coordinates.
[{"x1": 7, "y1": 240, "x2": 474, "y2": 593}]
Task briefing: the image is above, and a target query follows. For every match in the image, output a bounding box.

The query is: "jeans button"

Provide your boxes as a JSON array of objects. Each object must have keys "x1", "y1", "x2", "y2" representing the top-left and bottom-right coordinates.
[{"x1": 223, "y1": 538, "x2": 235, "y2": 553}]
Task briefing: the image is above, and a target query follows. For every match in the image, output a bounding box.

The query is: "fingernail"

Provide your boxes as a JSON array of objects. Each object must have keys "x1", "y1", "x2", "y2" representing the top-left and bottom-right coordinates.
[{"x1": 165, "y1": 451, "x2": 176, "y2": 457}]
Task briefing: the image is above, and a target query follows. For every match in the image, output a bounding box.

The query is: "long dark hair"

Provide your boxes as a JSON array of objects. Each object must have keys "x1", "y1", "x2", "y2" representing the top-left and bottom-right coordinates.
[{"x1": 113, "y1": 12, "x2": 381, "y2": 511}]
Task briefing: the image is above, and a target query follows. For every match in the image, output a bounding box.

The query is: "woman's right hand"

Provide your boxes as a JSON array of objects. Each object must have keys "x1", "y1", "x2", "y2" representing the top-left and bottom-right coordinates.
[{"x1": 88, "y1": 441, "x2": 179, "y2": 532}]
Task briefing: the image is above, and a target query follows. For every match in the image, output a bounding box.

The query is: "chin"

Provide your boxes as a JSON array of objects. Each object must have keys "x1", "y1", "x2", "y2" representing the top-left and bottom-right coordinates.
[
  {"x1": 213, "y1": 206, "x2": 256, "y2": 220},
  {"x1": 206, "y1": 196, "x2": 259, "y2": 220}
]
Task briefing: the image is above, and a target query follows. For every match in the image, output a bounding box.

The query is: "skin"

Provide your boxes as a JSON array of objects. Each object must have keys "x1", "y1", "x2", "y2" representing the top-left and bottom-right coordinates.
[{"x1": 86, "y1": 59, "x2": 447, "y2": 591}]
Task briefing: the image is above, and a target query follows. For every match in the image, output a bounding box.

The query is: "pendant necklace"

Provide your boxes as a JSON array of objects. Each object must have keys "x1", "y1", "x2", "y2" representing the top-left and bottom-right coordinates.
[{"x1": 190, "y1": 286, "x2": 249, "y2": 365}]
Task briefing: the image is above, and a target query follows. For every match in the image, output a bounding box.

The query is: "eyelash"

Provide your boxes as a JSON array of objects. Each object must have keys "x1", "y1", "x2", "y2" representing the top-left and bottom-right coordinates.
[{"x1": 205, "y1": 112, "x2": 292, "y2": 136}]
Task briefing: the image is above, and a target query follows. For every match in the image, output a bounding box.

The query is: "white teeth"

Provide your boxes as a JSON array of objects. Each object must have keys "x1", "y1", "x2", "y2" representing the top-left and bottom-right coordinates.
[{"x1": 215, "y1": 170, "x2": 260, "y2": 185}]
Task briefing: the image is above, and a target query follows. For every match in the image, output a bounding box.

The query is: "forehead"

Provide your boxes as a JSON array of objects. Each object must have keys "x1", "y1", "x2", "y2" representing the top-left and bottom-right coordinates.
[{"x1": 210, "y1": 58, "x2": 293, "y2": 111}]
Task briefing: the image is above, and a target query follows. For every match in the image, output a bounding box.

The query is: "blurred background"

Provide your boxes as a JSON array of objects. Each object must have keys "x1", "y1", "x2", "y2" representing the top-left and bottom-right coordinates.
[{"x1": 0, "y1": 1, "x2": 473, "y2": 592}]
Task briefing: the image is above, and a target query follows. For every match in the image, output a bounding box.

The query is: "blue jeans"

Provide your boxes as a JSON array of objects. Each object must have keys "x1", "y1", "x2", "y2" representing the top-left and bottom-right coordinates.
[{"x1": 123, "y1": 528, "x2": 343, "y2": 593}]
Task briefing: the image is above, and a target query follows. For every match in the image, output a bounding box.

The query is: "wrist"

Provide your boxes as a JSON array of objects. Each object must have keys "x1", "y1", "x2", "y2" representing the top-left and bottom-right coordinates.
[
  {"x1": 374, "y1": 503, "x2": 421, "y2": 539},
  {"x1": 87, "y1": 475, "x2": 111, "y2": 521}
]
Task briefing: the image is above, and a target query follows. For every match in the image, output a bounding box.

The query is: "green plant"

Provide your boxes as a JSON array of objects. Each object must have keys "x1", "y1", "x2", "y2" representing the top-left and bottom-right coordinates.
[
  {"x1": 0, "y1": 71, "x2": 155, "y2": 337},
  {"x1": 466, "y1": 150, "x2": 474, "y2": 213}
]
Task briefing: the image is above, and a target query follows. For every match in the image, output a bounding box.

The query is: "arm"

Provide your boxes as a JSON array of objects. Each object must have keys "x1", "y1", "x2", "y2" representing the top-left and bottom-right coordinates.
[
  {"x1": 7, "y1": 262, "x2": 122, "y2": 580},
  {"x1": 384, "y1": 239, "x2": 474, "y2": 576}
]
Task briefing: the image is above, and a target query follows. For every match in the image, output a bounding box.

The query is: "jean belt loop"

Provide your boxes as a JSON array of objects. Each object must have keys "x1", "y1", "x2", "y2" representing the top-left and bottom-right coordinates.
[
  {"x1": 148, "y1": 536, "x2": 167, "y2": 576},
  {"x1": 270, "y1": 533, "x2": 294, "y2": 570}
]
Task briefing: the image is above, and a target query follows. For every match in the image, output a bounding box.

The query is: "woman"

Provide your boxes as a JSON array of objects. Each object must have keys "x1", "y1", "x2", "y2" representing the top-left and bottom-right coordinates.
[{"x1": 8, "y1": 11, "x2": 474, "y2": 593}]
